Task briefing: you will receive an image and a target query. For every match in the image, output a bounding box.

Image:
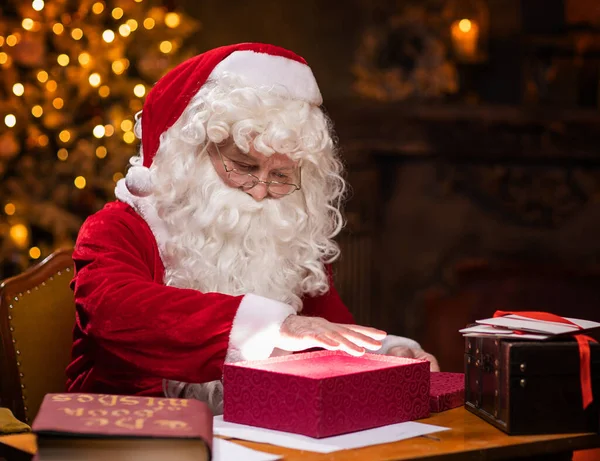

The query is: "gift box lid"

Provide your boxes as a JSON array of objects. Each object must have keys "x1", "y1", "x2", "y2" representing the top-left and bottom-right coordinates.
[{"x1": 226, "y1": 350, "x2": 425, "y2": 380}]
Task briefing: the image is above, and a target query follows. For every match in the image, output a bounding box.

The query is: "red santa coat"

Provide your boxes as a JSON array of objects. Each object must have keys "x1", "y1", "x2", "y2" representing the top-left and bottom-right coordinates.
[{"x1": 66, "y1": 201, "x2": 355, "y2": 397}]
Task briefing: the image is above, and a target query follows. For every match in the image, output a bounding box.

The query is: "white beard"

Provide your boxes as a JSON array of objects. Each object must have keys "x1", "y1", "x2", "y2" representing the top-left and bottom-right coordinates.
[{"x1": 149, "y1": 154, "x2": 323, "y2": 310}]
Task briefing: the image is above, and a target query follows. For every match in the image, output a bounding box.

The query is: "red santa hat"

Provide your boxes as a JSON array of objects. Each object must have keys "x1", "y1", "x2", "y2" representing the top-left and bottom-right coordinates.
[{"x1": 125, "y1": 42, "x2": 323, "y2": 197}]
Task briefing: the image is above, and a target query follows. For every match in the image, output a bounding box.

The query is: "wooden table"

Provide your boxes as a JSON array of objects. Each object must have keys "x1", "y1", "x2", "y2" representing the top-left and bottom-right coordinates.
[{"x1": 1, "y1": 408, "x2": 599, "y2": 460}]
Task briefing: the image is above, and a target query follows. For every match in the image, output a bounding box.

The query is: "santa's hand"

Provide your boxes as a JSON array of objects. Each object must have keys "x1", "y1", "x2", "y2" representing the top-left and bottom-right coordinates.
[
  {"x1": 387, "y1": 346, "x2": 440, "y2": 372},
  {"x1": 277, "y1": 315, "x2": 386, "y2": 356}
]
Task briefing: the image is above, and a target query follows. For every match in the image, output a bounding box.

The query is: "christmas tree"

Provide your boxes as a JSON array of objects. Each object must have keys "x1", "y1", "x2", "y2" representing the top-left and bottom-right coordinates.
[{"x1": 0, "y1": 0, "x2": 199, "y2": 279}]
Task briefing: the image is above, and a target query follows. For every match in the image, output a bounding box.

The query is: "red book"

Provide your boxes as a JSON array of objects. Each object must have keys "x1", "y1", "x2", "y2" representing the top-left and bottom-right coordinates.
[
  {"x1": 223, "y1": 350, "x2": 430, "y2": 438},
  {"x1": 430, "y1": 372, "x2": 465, "y2": 413},
  {"x1": 32, "y1": 393, "x2": 212, "y2": 461}
]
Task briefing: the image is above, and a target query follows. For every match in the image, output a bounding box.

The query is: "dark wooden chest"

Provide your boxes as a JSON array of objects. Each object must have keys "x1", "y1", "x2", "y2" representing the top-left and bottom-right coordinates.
[{"x1": 464, "y1": 337, "x2": 600, "y2": 435}]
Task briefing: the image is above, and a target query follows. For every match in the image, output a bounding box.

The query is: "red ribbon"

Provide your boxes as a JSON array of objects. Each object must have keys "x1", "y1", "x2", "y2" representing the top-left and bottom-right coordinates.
[{"x1": 493, "y1": 310, "x2": 596, "y2": 409}]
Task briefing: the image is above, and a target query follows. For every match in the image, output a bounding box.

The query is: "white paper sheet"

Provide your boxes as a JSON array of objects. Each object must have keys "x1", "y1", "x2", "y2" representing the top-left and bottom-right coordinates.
[
  {"x1": 476, "y1": 317, "x2": 577, "y2": 335},
  {"x1": 214, "y1": 417, "x2": 449, "y2": 454},
  {"x1": 459, "y1": 324, "x2": 549, "y2": 340},
  {"x1": 213, "y1": 438, "x2": 282, "y2": 461}
]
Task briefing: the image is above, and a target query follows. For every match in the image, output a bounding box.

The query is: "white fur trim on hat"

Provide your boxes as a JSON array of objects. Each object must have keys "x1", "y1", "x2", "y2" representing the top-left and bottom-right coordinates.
[
  {"x1": 209, "y1": 50, "x2": 323, "y2": 105},
  {"x1": 125, "y1": 165, "x2": 153, "y2": 197}
]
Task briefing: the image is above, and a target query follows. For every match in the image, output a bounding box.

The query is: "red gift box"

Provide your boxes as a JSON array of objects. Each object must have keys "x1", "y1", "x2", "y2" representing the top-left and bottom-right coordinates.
[
  {"x1": 223, "y1": 350, "x2": 430, "y2": 438},
  {"x1": 430, "y1": 372, "x2": 465, "y2": 413}
]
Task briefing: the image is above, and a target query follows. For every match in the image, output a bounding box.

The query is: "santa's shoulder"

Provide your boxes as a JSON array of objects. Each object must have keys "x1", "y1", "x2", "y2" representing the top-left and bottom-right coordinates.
[{"x1": 78, "y1": 200, "x2": 154, "y2": 244}]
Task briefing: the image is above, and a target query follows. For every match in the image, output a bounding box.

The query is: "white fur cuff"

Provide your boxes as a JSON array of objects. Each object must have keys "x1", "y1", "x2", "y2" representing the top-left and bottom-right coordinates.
[
  {"x1": 226, "y1": 293, "x2": 296, "y2": 362},
  {"x1": 373, "y1": 334, "x2": 422, "y2": 355}
]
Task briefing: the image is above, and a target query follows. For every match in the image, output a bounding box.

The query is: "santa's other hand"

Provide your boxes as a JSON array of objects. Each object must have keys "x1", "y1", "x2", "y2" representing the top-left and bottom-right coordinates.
[
  {"x1": 276, "y1": 315, "x2": 386, "y2": 357},
  {"x1": 387, "y1": 346, "x2": 440, "y2": 372}
]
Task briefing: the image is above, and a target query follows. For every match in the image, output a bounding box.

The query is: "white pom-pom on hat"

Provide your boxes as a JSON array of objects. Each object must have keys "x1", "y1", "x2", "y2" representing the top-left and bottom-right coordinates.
[{"x1": 125, "y1": 165, "x2": 153, "y2": 197}]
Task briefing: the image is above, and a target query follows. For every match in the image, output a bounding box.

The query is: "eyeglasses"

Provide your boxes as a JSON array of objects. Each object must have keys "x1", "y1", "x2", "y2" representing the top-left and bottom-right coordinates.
[{"x1": 213, "y1": 142, "x2": 302, "y2": 196}]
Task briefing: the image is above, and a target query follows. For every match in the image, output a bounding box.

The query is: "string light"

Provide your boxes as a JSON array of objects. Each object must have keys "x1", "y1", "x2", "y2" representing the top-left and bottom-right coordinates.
[
  {"x1": 78, "y1": 52, "x2": 91, "y2": 66},
  {"x1": 102, "y1": 30, "x2": 115, "y2": 43},
  {"x1": 104, "y1": 124, "x2": 114, "y2": 136},
  {"x1": 126, "y1": 19, "x2": 138, "y2": 31},
  {"x1": 59, "y1": 130, "x2": 71, "y2": 143},
  {"x1": 12, "y1": 83, "x2": 24, "y2": 96},
  {"x1": 6, "y1": 35, "x2": 17, "y2": 46},
  {"x1": 112, "y1": 60, "x2": 125, "y2": 74},
  {"x1": 143, "y1": 18, "x2": 155, "y2": 29},
  {"x1": 92, "y1": 2, "x2": 104, "y2": 14},
  {"x1": 133, "y1": 84, "x2": 146, "y2": 97},
  {"x1": 123, "y1": 131, "x2": 136, "y2": 143},
  {"x1": 0, "y1": 53, "x2": 8, "y2": 65},
  {"x1": 112, "y1": 7, "x2": 124, "y2": 19},
  {"x1": 32, "y1": 105, "x2": 43, "y2": 117},
  {"x1": 52, "y1": 23, "x2": 64, "y2": 35},
  {"x1": 98, "y1": 85, "x2": 110, "y2": 97},
  {"x1": 57, "y1": 148, "x2": 68, "y2": 160},
  {"x1": 22, "y1": 18, "x2": 34, "y2": 30},
  {"x1": 10, "y1": 224, "x2": 29, "y2": 248},
  {"x1": 74, "y1": 176, "x2": 86, "y2": 189},
  {"x1": 52, "y1": 97, "x2": 64, "y2": 109},
  {"x1": 118, "y1": 24, "x2": 131, "y2": 37},
  {"x1": 37, "y1": 70, "x2": 49, "y2": 82},
  {"x1": 113, "y1": 172, "x2": 124, "y2": 182},
  {"x1": 4, "y1": 203, "x2": 16, "y2": 215},
  {"x1": 32, "y1": 0, "x2": 45, "y2": 11},
  {"x1": 46, "y1": 80, "x2": 58, "y2": 91},
  {"x1": 93, "y1": 124, "x2": 105, "y2": 138},
  {"x1": 57, "y1": 54, "x2": 70, "y2": 66},
  {"x1": 71, "y1": 28, "x2": 83, "y2": 40},
  {"x1": 29, "y1": 247, "x2": 41, "y2": 259},
  {"x1": 4, "y1": 114, "x2": 16, "y2": 127},
  {"x1": 96, "y1": 146, "x2": 107, "y2": 158},
  {"x1": 159, "y1": 40, "x2": 172, "y2": 53},
  {"x1": 164, "y1": 12, "x2": 181, "y2": 28},
  {"x1": 38, "y1": 135, "x2": 49, "y2": 146},
  {"x1": 89, "y1": 73, "x2": 101, "y2": 87},
  {"x1": 120, "y1": 119, "x2": 133, "y2": 131}
]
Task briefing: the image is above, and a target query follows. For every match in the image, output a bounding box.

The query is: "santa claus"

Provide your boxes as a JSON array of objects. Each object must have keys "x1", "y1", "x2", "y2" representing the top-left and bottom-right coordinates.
[{"x1": 67, "y1": 43, "x2": 439, "y2": 414}]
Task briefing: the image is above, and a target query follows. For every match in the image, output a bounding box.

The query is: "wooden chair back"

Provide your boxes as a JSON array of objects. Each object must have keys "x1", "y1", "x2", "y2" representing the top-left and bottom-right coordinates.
[{"x1": 0, "y1": 248, "x2": 75, "y2": 424}]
